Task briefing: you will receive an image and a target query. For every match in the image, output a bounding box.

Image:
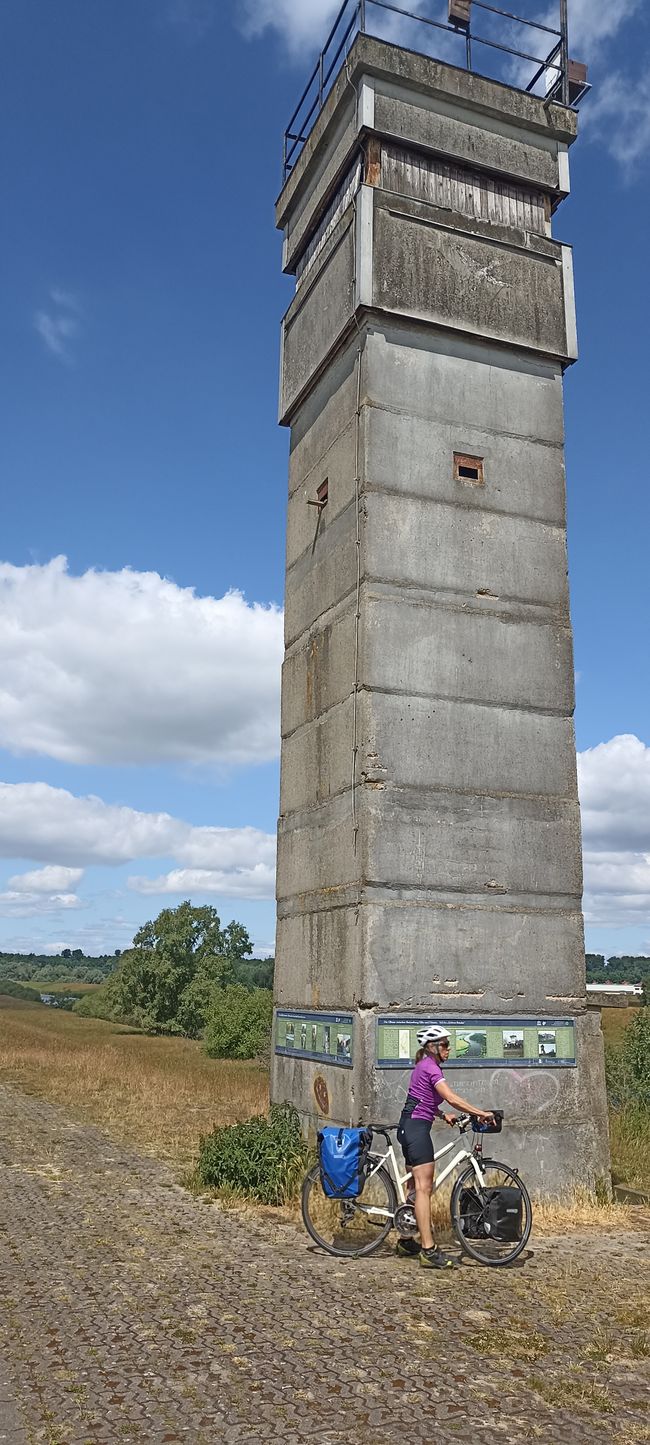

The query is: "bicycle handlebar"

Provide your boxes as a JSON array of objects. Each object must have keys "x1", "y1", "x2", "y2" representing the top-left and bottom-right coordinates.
[{"x1": 368, "y1": 1113, "x2": 500, "y2": 1136}]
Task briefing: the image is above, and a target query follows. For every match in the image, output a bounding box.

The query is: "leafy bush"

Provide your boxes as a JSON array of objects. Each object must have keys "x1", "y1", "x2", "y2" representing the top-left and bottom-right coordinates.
[
  {"x1": 232, "y1": 957, "x2": 275, "y2": 991},
  {"x1": 606, "y1": 1008, "x2": 650, "y2": 1108},
  {"x1": 0, "y1": 979, "x2": 41, "y2": 1002},
  {"x1": 72, "y1": 974, "x2": 127, "y2": 1022},
  {"x1": 203, "y1": 984, "x2": 273, "y2": 1060},
  {"x1": 606, "y1": 1008, "x2": 650, "y2": 1189},
  {"x1": 195, "y1": 1102, "x2": 308, "y2": 1204}
]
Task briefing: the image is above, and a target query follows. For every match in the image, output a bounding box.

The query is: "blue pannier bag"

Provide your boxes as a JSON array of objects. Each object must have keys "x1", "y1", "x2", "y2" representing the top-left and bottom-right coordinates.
[{"x1": 318, "y1": 1126, "x2": 373, "y2": 1199}]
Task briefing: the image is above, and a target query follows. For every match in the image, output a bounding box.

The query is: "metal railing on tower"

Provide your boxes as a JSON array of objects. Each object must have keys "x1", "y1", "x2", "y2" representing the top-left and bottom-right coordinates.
[{"x1": 282, "y1": 0, "x2": 589, "y2": 180}]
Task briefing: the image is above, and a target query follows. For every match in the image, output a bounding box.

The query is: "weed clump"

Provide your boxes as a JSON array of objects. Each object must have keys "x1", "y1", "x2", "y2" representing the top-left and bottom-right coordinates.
[
  {"x1": 606, "y1": 1007, "x2": 650, "y2": 1190},
  {"x1": 196, "y1": 1101, "x2": 308, "y2": 1205}
]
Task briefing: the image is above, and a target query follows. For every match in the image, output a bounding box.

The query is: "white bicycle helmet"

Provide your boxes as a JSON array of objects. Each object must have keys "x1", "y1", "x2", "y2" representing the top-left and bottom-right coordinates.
[{"x1": 416, "y1": 1024, "x2": 451, "y2": 1047}]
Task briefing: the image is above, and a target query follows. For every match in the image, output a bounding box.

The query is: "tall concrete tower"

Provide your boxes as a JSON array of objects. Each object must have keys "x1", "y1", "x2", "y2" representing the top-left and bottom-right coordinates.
[{"x1": 272, "y1": 23, "x2": 610, "y2": 1193}]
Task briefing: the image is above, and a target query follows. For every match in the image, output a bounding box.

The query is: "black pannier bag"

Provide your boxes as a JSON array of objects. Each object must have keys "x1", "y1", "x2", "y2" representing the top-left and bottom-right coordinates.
[
  {"x1": 458, "y1": 1184, "x2": 523, "y2": 1241},
  {"x1": 483, "y1": 1186, "x2": 523, "y2": 1241},
  {"x1": 458, "y1": 1188, "x2": 486, "y2": 1239}
]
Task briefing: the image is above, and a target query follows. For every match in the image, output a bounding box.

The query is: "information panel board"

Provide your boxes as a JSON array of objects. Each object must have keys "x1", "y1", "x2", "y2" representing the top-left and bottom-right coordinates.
[
  {"x1": 275, "y1": 1010, "x2": 354, "y2": 1068},
  {"x1": 376, "y1": 1016, "x2": 576, "y2": 1068}
]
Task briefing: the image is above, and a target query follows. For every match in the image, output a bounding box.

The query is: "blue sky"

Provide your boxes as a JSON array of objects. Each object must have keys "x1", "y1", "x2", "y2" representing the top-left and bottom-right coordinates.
[{"x1": 1, "y1": 0, "x2": 649, "y2": 961}]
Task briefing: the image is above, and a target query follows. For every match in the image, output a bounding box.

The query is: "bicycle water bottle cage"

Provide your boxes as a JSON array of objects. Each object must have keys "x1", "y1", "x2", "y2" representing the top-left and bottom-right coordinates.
[{"x1": 471, "y1": 1110, "x2": 503, "y2": 1134}]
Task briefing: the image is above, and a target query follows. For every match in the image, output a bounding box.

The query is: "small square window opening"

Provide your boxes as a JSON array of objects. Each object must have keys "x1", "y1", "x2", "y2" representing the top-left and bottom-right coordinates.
[
  {"x1": 453, "y1": 452, "x2": 484, "y2": 486},
  {"x1": 307, "y1": 477, "x2": 329, "y2": 510}
]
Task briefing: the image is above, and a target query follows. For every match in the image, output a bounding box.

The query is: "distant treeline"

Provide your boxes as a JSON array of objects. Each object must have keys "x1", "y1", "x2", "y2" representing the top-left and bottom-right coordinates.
[
  {"x1": 0, "y1": 950, "x2": 119, "y2": 985},
  {"x1": 0, "y1": 949, "x2": 275, "y2": 991},
  {"x1": 586, "y1": 954, "x2": 650, "y2": 985},
  {"x1": 3, "y1": 948, "x2": 646, "y2": 990}
]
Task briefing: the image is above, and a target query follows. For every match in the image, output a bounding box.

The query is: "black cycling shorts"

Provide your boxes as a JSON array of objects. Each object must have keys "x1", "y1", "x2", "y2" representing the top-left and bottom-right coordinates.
[{"x1": 397, "y1": 1112, "x2": 435, "y2": 1168}]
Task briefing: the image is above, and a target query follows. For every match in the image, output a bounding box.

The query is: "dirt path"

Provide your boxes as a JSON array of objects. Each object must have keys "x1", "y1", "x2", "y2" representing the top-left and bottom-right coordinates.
[{"x1": 0, "y1": 1083, "x2": 648, "y2": 1444}]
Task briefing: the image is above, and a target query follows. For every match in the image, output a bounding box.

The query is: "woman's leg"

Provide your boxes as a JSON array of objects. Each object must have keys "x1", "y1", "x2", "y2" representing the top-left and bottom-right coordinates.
[{"x1": 411, "y1": 1162, "x2": 435, "y2": 1250}]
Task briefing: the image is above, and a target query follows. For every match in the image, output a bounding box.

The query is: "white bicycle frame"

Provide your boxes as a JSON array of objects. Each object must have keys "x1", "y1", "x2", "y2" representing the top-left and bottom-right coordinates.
[{"x1": 360, "y1": 1129, "x2": 485, "y2": 1220}]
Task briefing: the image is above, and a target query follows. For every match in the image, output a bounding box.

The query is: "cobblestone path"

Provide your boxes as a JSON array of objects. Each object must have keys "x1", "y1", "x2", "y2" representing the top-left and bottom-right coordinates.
[{"x1": 0, "y1": 1083, "x2": 648, "y2": 1444}]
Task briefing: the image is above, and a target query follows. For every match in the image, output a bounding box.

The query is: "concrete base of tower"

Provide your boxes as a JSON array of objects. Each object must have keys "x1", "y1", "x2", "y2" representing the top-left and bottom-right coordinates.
[{"x1": 271, "y1": 1009, "x2": 611, "y2": 1198}]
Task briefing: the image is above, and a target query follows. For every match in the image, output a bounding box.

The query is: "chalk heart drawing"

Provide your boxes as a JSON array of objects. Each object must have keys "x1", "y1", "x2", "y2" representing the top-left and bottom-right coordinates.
[
  {"x1": 490, "y1": 1068, "x2": 561, "y2": 1116},
  {"x1": 378, "y1": 1067, "x2": 560, "y2": 1126}
]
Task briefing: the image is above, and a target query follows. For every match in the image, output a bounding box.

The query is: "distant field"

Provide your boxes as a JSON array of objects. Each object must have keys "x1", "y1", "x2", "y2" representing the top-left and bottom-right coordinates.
[
  {"x1": 600, "y1": 1005, "x2": 639, "y2": 1047},
  {"x1": 0, "y1": 998, "x2": 268, "y2": 1168}
]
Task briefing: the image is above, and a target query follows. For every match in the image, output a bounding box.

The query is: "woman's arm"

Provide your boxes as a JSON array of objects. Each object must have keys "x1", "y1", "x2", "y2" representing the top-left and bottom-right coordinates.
[{"x1": 436, "y1": 1079, "x2": 492, "y2": 1121}]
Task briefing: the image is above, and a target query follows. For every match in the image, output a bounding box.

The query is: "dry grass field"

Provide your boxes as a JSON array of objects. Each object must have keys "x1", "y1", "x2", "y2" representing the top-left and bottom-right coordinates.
[
  {"x1": 601, "y1": 1004, "x2": 640, "y2": 1046},
  {"x1": 0, "y1": 997, "x2": 268, "y2": 1168}
]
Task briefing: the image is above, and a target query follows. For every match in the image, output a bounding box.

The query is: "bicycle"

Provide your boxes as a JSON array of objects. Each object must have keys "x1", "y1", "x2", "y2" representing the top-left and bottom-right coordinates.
[{"x1": 301, "y1": 1111, "x2": 532, "y2": 1266}]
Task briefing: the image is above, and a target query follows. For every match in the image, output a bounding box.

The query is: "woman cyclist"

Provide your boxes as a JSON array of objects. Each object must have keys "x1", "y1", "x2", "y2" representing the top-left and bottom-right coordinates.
[{"x1": 396, "y1": 1024, "x2": 494, "y2": 1269}]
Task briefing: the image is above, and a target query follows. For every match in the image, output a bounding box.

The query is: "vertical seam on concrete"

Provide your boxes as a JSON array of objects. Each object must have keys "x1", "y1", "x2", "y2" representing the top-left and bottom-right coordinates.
[
  {"x1": 561, "y1": 244, "x2": 578, "y2": 361},
  {"x1": 278, "y1": 316, "x2": 286, "y2": 425},
  {"x1": 557, "y1": 142, "x2": 570, "y2": 197},
  {"x1": 357, "y1": 79, "x2": 375, "y2": 133},
  {"x1": 351, "y1": 346, "x2": 363, "y2": 875},
  {"x1": 355, "y1": 185, "x2": 374, "y2": 306}
]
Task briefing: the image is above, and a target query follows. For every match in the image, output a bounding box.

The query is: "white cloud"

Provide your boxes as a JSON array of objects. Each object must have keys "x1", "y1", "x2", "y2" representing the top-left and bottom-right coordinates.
[
  {"x1": 0, "y1": 557, "x2": 282, "y2": 768},
  {"x1": 1, "y1": 919, "x2": 136, "y2": 956},
  {"x1": 128, "y1": 864, "x2": 275, "y2": 900},
  {"x1": 239, "y1": 0, "x2": 342, "y2": 55},
  {"x1": 583, "y1": 69, "x2": 650, "y2": 175},
  {"x1": 7, "y1": 866, "x2": 84, "y2": 894},
  {"x1": 578, "y1": 735, "x2": 650, "y2": 927},
  {"x1": 238, "y1": 0, "x2": 439, "y2": 59},
  {"x1": 564, "y1": 0, "x2": 641, "y2": 58},
  {"x1": 0, "y1": 890, "x2": 83, "y2": 919},
  {"x1": 33, "y1": 289, "x2": 82, "y2": 362},
  {"x1": 0, "y1": 780, "x2": 276, "y2": 900}
]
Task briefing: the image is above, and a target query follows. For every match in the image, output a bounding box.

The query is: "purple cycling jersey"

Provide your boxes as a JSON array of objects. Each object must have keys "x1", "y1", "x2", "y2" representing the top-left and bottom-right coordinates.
[{"x1": 407, "y1": 1055, "x2": 445, "y2": 1122}]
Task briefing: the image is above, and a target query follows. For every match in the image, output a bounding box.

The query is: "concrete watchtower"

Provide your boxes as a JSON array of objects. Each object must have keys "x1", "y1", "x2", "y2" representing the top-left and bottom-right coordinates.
[{"x1": 271, "y1": 5, "x2": 610, "y2": 1193}]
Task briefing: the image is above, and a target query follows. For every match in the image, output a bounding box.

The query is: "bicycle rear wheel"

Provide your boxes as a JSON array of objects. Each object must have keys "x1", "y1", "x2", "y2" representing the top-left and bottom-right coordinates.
[
  {"x1": 301, "y1": 1159, "x2": 396, "y2": 1257},
  {"x1": 450, "y1": 1159, "x2": 532, "y2": 1266}
]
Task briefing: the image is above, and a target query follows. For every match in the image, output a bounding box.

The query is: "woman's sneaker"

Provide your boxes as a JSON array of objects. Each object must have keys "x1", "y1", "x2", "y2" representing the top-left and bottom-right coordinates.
[
  {"x1": 395, "y1": 1238, "x2": 420, "y2": 1258},
  {"x1": 419, "y1": 1246, "x2": 458, "y2": 1270}
]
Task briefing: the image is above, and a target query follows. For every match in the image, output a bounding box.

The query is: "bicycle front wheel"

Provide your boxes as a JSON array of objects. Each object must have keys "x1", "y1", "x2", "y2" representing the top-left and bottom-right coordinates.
[
  {"x1": 450, "y1": 1159, "x2": 532, "y2": 1266},
  {"x1": 301, "y1": 1160, "x2": 396, "y2": 1258}
]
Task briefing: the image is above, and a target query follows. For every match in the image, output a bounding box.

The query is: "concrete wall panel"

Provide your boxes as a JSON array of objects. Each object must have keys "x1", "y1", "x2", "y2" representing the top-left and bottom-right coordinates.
[
  {"x1": 288, "y1": 341, "x2": 359, "y2": 490},
  {"x1": 364, "y1": 788, "x2": 582, "y2": 898},
  {"x1": 274, "y1": 903, "x2": 365, "y2": 1008},
  {"x1": 363, "y1": 592, "x2": 575, "y2": 713},
  {"x1": 364, "y1": 325, "x2": 564, "y2": 443},
  {"x1": 364, "y1": 491, "x2": 569, "y2": 609},
  {"x1": 361, "y1": 895, "x2": 586, "y2": 1011},
  {"x1": 362, "y1": 692, "x2": 577, "y2": 800},
  {"x1": 373, "y1": 199, "x2": 569, "y2": 359},
  {"x1": 363, "y1": 405, "x2": 566, "y2": 525},
  {"x1": 280, "y1": 220, "x2": 355, "y2": 421},
  {"x1": 280, "y1": 697, "x2": 353, "y2": 814},
  {"x1": 276, "y1": 791, "x2": 362, "y2": 899},
  {"x1": 286, "y1": 424, "x2": 357, "y2": 567},
  {"x1": 281, "y1": 605, "x2": 357, "y2": 735},
  {"x1": 285, "y1": 503, "x2": 357, "y2": 647},
  {"x1": 374, "y1": 87, "x2": 563, "y2": 192},
  {"x1": 281, "y1": 692, "x2": 576, "y2": 816}
]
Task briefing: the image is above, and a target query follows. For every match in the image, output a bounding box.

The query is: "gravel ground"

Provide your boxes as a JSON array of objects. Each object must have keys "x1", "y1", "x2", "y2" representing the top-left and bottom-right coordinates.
[{"x1": 0, "y1": 1082, "x2": 648, "y2": 1444}]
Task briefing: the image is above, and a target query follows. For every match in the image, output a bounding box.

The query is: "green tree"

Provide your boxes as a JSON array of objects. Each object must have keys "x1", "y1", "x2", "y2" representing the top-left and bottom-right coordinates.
[
  {"x1": 203, "y1": 984, "x2": 273, "y2": 1060},
  {"x1": 115, "y1": 902, "x2": 251, "y2": 1035}
]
